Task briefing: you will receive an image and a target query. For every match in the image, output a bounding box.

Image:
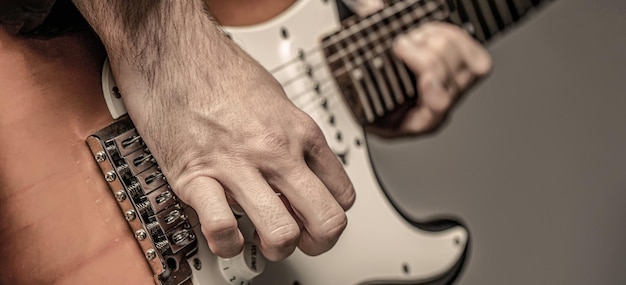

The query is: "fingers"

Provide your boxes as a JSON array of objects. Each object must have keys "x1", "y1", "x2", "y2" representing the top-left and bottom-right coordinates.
[
  {"x1": 263, "y1": 121, "x2": 353, "y2": 257},
  {"x1": 424, "y1": 23, "x2": 492, "y2": 89},
  {"x1": 304, "y1": 130, "x2": 355, "y2": 211},
  {"x1": 175, "y1": 176, "x2": 244, "y2": 258},
  {"x1": 392, "y1": 22, "x2": 492, "y2": 134},
  {"x1": 226, "y1": 169, "x2": 301, "y2": 262},
  {"x1": 268, "y1": 162, "x2": 349, "y2": 256},
  {"x1": 173, "y1": 116, "x2": 354, "y2": 262},
  {"x1": 400, "y1": 74, "x2": 450, "y2": 133},
  {"x1": 393, "y1": 35, "x2": 453, "y2": 131}
]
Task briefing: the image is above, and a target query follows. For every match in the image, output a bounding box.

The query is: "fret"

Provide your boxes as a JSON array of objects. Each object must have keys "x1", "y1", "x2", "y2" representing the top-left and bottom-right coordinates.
[
  {"x1": 382, "y1": 51, "x2": 407, "y2": 104},
  {"x1": 325, "y1": 0, "x2": 443, "y2": 65},
  {"x1": 361, "y1": 66, "x2": 386, "y2": 116},
  {"x1": 505, "y1": 0, "x2": 521, "y2": 21},
  {"x1": 450, "y1": 0, "x2": 549, "y2": 42},
  {"x1": 370, "y1": 56, "x2": 396, "y2": 111},
  {"x1": 458, "y1": 0, "x2": 487, "y2": 41},
  {"x1": 344, "y1": 31, "x2": 386, "y2": 116},
  {"x1": 350, "y1": 69, "x2": 376, "y2": 122},
  {"x1": 335, "y1": 36, "x2": 377, "y2": 122},
  {"x1": 452, "y1": 0, "x2": 474, "y2": 37},
  {"x1": 329, "y1": 2, "x2": 446, "y2": 77},
  {"x1": 391, "y1": 54, "x2": 416, "y2": 99},
  {"x1": 470, "y1": 0, "x2": 493, "y2": 40},
  {"x1": 363, "y1": 22, "x2": 396, "y2": 110},
  {"x1": 486, "y1": 0, "x2": 506, "y2": 31},
  {"x1": 493, "y1": 0, "x2": 514, "y2": 26},
  {"x1": 512, "y1": 0, "x2": 534, "y2": 15},
  {"x1": 474, "y1": 0, "x2": 500, "y2": 37},
  {"x1": 373, "y1": 19, "x2": 407, "y2": 105}
]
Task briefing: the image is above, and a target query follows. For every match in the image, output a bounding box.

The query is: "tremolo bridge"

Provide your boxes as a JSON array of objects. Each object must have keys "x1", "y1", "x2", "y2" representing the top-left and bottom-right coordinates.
[{"x1": 87, "y1": 116, "x2": 198, "y2": 285}]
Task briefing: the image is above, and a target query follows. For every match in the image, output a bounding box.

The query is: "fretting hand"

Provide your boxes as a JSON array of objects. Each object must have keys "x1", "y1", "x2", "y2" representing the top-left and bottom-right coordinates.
[
  {"x1": 349, "y1": 1, "x2": 492, "y2": 136},
  {"x1": 389, "y1": 22, "x2": 492, "y2": 136}
]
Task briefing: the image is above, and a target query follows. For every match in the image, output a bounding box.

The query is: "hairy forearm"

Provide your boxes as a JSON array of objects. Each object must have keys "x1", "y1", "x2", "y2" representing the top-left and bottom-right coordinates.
[
  {"x1": 71, "y1": 0, "x2": 251, "y2": 97},
  {"x1": 70, "y1": 0, "x2": 278, "y2": 168},
  {"x1": 40, "y1": 0, "x2": 353, "y2": 262}
]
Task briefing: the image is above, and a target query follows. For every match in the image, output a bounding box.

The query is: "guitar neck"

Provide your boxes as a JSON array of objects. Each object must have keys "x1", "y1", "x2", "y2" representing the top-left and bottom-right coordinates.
[{"x1": 322, "y1": 0, "x2": 550, "y2": 129}]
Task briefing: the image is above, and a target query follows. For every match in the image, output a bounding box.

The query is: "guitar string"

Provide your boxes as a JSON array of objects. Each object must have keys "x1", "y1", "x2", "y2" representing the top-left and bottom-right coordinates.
[
  {"x1": 320, "y1": 0, "x2": 425, "y2": 47},
  {"x1": 328, "y1": 10, "x2": 447, "y2": 76},
  {"x1": 266, "y1": 0, "x2": 418, "y2": 74},
  {"x1": 272, "y1": 4, "x2": 446, "y2": 89},
  {"x1": 268, "y1": 0, "x2": 437, "y2": 76},
  {"x1": 286, "y1": 76, "x2": 334, "y2": 102},
  {"x1": 268, "y1": 0, "x2": 447, "y2": 118},
  {"x1": 291, "y1": 0, "x2": 534, "y2": 116},
  {"x1": 282, "y1": 72, "x2": 341, "y2": 113}
]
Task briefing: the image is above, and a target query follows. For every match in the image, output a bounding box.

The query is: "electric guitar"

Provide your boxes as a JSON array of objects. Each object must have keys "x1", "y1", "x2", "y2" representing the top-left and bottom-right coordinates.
[{"x1": 0, "y1": 0, "x2": 548, "y2": 284}]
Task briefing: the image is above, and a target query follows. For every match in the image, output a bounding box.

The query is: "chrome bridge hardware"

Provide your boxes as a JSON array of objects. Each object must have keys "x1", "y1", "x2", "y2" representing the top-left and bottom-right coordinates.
[{"x1": 87, "y1": 116, "x2": 198, "y2": 285}]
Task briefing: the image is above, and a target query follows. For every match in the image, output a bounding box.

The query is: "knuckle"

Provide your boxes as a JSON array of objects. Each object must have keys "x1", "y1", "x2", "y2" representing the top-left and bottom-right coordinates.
[
  {"x1": 431, "y1": 93, "x2": 453, "y2": 113},
  {"x1": 337, "y1": 182, "x2": 356, "y2": 210},
  {"x1": 392, "y1": 35, "x2": 412, "y2": 56},
  {"x1": 265, "y1": 223, "x2": 300, "y2": 249},
  {"x1": 418, "y1": 113, "x2": 443, "y2": 134},
  {"x1": 420, "y1": 53, "x2": 439, "y2": 71},
  {"x1": 256, "y1": 130, "x2": 292, "y2": 157},
  {"x1": 317, "y1": 212, "x2": 348, "y2": 243},
  {"x1": 428, "y1": 34, "x2": 451, "y2": 53},
  {"x1": 303, "y1": 127, "x2": 329, "y2": 156},
  {"x1": 202, "y1": 215, "x2": 239, "y2": 240},
  {"x1": 298, "y1": 115, "x2": 324, "y2": 141},
  {"x1": 444, "y1": 23, "x2": 467, "y2": 36}
]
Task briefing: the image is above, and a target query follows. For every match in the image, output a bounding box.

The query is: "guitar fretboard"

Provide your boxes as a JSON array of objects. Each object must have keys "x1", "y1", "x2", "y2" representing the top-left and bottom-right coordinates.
[{"x1": 322, "y1": 0, "x2": 550, "y2": 128}]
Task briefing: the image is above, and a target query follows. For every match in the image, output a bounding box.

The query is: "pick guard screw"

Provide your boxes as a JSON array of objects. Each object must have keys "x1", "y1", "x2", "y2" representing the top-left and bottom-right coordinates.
[{"x1": 193, "y1": 258, "x2": 202, "y2": 270}]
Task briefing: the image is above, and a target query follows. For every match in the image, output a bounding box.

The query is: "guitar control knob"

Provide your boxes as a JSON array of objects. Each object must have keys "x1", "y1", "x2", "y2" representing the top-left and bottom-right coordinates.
[{"x1": 219, "y1": 243, "x2": 266, "y2": 284}]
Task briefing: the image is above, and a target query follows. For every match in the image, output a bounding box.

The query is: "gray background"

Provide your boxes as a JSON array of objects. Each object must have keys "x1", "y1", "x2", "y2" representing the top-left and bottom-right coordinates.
[{"x1": 367, "y1": 0, "x2": 626, "y2": 284}]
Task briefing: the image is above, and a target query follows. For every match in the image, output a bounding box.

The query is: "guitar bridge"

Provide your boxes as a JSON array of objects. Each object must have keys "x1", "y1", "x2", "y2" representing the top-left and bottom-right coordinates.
[{"x1": 87, "y1": 116, "x2": 198, "y2": 285}]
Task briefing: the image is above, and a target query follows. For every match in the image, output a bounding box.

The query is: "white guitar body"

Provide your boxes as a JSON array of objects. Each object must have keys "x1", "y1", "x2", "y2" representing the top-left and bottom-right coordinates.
[{"x1": 102, "y1": 0, "x2": 469, "y2": 284}]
